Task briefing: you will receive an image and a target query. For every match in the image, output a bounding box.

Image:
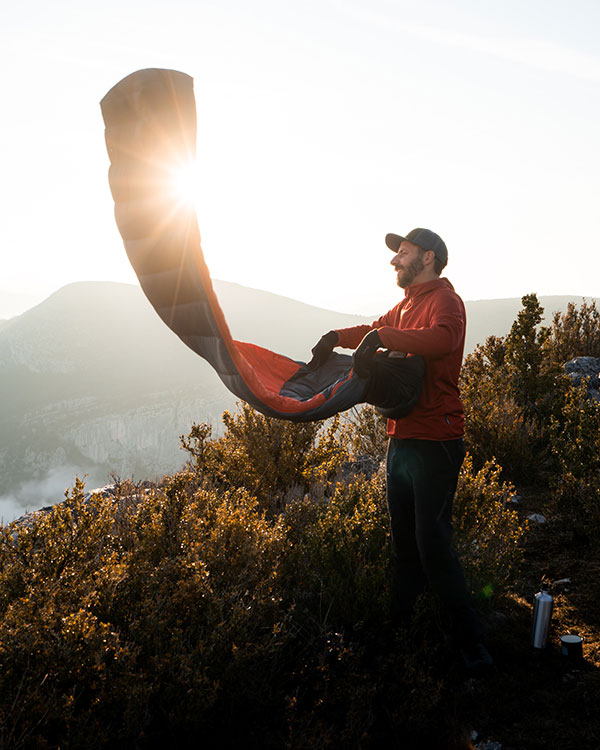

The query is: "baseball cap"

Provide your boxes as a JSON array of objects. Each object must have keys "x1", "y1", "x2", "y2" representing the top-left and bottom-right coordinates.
[{"x1": 385, "y1": 228, "x2": 448, "y2": 268}]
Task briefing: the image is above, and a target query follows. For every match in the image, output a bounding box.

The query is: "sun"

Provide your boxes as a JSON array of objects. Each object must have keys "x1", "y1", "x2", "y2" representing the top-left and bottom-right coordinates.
[{"x1": 167, "y1": 159, "x2": 201, "y2": 210}]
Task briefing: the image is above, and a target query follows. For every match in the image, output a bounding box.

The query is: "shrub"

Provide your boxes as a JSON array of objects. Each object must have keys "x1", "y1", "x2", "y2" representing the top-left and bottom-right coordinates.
[
  {"x1": 454, "y1": 455, "x2": 528, "y2": 604},
  {"x1": 341, "y1": 404, "x2": 388, "y2": 463},
  {"x1": 280, "y1": 472, "x2": 390, "y2": 633},
  {"x1": 548, "y1": 381, "x2": 600, "y2": 543},
  {"x1": 503, "y1": 293, "x2": 557, "y2": 418},
  {"x1": 461, "y1": 342, "x2": 542, "y2": 482},
  {"x1": 0, "y1": 466, "x2": 395, "y2": 748},
  {"x1": 460, "y1": 294, "x2": 585, "y2": 484},
  {"x1": 544, "y1": 299, "x2": 600, "y2": 363},
  {"x1": 0, "y1": 479, "x2": 140, "y2": 749},
  {"x1": 181, "y1": 404, "x2": 347, "y2": 509}
]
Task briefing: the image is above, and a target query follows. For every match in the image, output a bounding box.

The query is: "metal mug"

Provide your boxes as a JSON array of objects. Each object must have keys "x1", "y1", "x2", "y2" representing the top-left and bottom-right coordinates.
[{"x1": 560, "y1": 634, "x2": 584, "y2": 660}]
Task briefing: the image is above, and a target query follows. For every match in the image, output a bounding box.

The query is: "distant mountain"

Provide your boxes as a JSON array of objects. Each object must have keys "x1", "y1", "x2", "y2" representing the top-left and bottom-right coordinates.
[
  {"x1": 1, "y1": 281, "x2": 597, "y2": 522},
  {"x1": 0, "y1": 281, "x2": 370, "y2": 521}
]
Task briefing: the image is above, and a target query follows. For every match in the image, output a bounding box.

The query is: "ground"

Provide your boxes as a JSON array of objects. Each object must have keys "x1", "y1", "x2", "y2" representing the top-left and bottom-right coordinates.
[{"x1": 431, "y1": 490, "x2": 600, "y2": 750}]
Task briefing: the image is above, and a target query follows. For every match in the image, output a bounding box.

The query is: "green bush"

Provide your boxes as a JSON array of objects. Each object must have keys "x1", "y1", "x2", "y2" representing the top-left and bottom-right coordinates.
[
  {"x1": 544, "y1": 299, "x2": 600, "y2": 363},
  {"x1": 181, "y1": 404, "x2": 347, "y2": 509},
  {"x1": 0, "y1": 475, "x2": 294, "y2": 748},
  {"x1": 341, "y1": 404, "x2": 388, "y2": 463},
  {"x1": 280, "y1": 473, "x2": 390, "y2": 633},
  {"x1": 0, "y1": 460, "x2": 391, "y2": 747},
  {"x1": 459, "y1": 297, "x2": 555, "y2": 485},
  {"x1": 460, "y1": 294, "x2": 600, "y2": 486},
  {"x1": 0, "y1": 480, "x2": 140, "y2": 749},
  {"x1": 461, "y1": 340, "x2": 543, "y2": 482},
  {"x1": 548, "y1": 381, "x2": 600, "y2": 543},
  {"x1": 454, "y1": 455, "x2": 528, "y2": 604}
]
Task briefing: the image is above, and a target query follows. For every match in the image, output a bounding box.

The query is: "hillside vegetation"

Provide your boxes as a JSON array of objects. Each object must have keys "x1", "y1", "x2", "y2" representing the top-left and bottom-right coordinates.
[{"x1": 1, "y1": 294, "x2": 600, "y2": 749}]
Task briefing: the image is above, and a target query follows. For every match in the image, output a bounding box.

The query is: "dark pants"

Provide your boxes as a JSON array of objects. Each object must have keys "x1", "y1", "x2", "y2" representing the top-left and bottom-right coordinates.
[{"x1": 386, "y1": 437, "x2": 483, "y2": 644}]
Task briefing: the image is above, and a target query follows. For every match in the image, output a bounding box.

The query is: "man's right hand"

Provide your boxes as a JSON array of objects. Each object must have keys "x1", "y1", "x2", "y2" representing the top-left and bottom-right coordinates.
[
  {"x1": 306, "y1": 331, "x2": 339, "y2": 370},
  {"x1": 352, "y1": 329, "x2": 382, "y2": 378}
]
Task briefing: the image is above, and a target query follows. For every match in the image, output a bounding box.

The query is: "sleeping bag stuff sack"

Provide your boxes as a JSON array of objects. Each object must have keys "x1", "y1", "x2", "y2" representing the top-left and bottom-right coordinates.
[{"x1": 100, "y1": 68, "x2": 423, "y2": 422}]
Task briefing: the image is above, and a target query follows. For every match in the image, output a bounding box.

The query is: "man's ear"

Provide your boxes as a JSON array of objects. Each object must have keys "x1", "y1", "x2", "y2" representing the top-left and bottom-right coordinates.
[{"x1": 424, "y1": 249, "x2": 436, "y2": 267}]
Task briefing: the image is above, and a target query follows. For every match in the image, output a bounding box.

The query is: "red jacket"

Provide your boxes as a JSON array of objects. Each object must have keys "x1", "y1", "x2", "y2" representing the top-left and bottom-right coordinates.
[{"x1": 335, "y1": 278, "x2": 465, "y2": 440}]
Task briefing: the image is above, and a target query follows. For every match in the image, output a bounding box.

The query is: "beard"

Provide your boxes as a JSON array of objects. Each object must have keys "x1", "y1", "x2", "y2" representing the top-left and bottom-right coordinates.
[{"x1": 396, "y1": 255, "x2": 425, "y2": 288}]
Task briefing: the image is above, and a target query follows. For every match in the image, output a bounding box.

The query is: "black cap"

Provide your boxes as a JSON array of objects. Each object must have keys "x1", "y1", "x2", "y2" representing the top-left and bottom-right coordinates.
[{"x1": 385, "y1": 228, "x2": 448, "y2": 269}]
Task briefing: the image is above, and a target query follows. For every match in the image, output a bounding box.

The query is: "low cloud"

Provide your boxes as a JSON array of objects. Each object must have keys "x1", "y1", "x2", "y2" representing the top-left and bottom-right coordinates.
[{"x1": 0, "y1": 465, "x2": 85, "y2": 524}]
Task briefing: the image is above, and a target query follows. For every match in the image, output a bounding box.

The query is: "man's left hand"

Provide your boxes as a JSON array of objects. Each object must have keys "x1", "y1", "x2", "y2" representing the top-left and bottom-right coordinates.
[{"x1": 352, "y1": 329, "x2": 382, "y2": 378}]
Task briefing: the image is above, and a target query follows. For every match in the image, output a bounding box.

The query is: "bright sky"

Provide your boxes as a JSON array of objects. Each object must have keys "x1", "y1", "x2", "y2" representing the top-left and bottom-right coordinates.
[{"x1": 2, "y1": 0, "x2": 600, "y2": 316}]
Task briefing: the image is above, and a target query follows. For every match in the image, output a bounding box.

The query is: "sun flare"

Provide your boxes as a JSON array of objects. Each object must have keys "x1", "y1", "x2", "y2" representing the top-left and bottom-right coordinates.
[{"x1": 167, "y1": 159, "x2": 201, "y2": 211}]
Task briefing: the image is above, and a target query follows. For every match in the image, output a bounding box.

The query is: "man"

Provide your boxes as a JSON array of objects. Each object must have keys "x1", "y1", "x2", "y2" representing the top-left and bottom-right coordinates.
[{"x1": 310, "y1": 228, "x2": 492, "y2": 674}]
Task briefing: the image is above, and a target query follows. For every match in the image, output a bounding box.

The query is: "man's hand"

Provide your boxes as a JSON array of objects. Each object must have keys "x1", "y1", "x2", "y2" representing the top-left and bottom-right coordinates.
[
  {"x1": 352, "y1": 329, "x2": 382, "y2": 378},
  {"x1": 307, "y1": 330, "x2": 339, "y2": 370}
]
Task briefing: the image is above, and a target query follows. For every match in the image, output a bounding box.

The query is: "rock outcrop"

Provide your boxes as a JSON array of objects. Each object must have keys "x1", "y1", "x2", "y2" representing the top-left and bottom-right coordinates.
[{"x1": 564, "y1": 357, "x2": 600, "y2": 401}]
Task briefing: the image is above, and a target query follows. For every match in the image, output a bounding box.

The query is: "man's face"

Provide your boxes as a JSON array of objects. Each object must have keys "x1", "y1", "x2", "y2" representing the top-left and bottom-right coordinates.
[{"x1": 390, "y1": 240, "x2": 425, "y2": 288}]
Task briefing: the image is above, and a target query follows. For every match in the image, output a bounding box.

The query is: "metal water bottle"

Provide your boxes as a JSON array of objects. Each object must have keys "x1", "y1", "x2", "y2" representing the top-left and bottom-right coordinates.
[{"x1": 531, "y1": 583, "x2": 554, "y2": 648}]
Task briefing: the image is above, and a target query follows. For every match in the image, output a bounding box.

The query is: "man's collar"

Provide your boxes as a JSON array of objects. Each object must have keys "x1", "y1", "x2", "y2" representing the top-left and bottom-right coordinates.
[{"x1": 404, "y1": 277, "x2": 453, "y2": 298}]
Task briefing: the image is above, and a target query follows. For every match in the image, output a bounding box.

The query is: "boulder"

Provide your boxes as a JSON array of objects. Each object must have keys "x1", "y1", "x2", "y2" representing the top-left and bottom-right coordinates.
[{"x1": 564, "y1": 357, "x2": 600, "y2": 401}]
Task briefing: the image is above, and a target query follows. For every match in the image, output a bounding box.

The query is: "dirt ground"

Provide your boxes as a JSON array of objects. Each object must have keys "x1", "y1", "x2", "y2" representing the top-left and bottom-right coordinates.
[{"x1": 450, "y1": 492, "x2": 600, "y2": 750}]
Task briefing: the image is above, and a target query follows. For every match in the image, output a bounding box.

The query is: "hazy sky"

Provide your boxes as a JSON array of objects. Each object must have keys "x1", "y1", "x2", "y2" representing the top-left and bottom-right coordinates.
[{"x1": 2, "y1": 0, "x2": 599, "y2": 316}]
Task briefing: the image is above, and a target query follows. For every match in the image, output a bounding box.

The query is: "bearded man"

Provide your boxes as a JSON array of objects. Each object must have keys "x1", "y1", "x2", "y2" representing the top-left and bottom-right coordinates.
[{"x1": 310, "y1": 228, "x2": 493, "y2": 675}]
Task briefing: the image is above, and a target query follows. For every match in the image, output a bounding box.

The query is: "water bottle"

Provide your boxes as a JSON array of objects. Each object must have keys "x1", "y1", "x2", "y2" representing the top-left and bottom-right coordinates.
[{"x1": 531, "y1": 583, "x2": 554, "y2": 648}]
